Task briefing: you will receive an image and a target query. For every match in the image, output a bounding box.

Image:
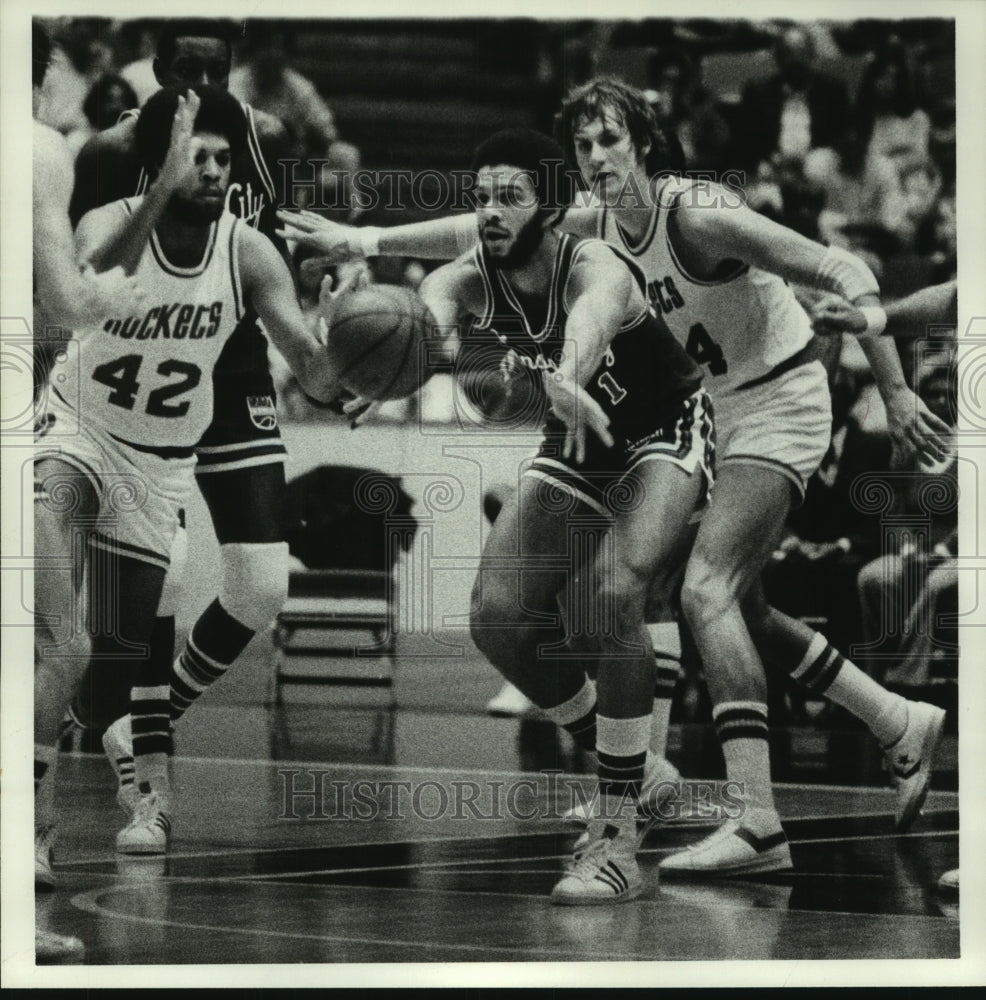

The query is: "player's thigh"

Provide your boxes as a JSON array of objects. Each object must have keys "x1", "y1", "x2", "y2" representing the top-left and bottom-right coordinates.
[
  {"x1": 687, "y1": 462, "x2": 795, "y2": 601},
  {"x1": 196, "y1": 461, "x2": 286, "y2": 545},
  {"x1": 609, "y1": 458, "x2": 705, "y2": 600},
  {"x1": 474, "y1": 470, "x2": 608, "y2": 618}
]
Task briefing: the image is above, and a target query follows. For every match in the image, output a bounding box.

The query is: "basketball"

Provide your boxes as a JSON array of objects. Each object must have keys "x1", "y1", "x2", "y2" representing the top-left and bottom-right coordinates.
[{"x1": 328, "y1": 285, "x2": 437, "y2": 401}]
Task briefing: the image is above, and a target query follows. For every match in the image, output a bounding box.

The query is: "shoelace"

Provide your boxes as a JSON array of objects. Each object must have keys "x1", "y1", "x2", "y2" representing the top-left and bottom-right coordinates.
[{"x1": 568, "y1": 837, "x2": 619, "y2": 880}]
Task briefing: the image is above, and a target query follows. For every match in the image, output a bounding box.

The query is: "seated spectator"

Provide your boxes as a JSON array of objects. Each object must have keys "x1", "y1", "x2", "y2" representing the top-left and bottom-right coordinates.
[
  {"x1": 117, "y1": 18, "x2": 165, "y2": 107},
  {"x1": 230, "y1": 23, "x2": 359, "y2": 172},
  {"x1": 730, "y1": 23, "x2": 850, "y2": 174},
  {"x1": 857, "y1": 42, "x2": 931, "y2": 174},
  {"x1": 645, "y1": 48, "x2": 731, "y2": 173},
  {"x1": 856, "y1": 359, "x2": 958, "y2": 686},
  {"x1": 67, "y1": 74, "x2": 138, "y2": 155}
]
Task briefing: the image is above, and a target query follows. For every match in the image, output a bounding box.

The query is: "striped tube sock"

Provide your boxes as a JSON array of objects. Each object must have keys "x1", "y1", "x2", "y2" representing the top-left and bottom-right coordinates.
[
  {"x1": 597, "y1": 714, "x2": 651, "y2": 824},
  {"x1": 791, "y1": 633, "x2": 907, "y2": 747},
  {"x1": 170, "y1": 599, "x2": 255, "y2": 722},
  {"x1": 131, "y1": 685, "x2": 172, "y2": 792},
  {"x1": 647, "y1": 623, "x2": 682, "y2": 757},
  {"x1": 713, "y1": 701, "x2": 777, "y2": 821},
  {"x1": 34, "y1": 744, "x2": 57, "y2": 828},
  {"x1": 542, "y1": 678, "x2": 597, "y2": 752}
]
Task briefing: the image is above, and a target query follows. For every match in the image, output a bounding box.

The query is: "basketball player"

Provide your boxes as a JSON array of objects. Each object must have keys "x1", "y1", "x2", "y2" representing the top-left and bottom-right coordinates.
[
  {"x1": 67, "y1": 20, "x2": 296, "y2": 811},
  {"x1": 416, "y1": 128, "x2": 713, "y2": 903},
  {"x1": 36, "y1": 87, "x2": 342, "y2": 864},
  {"x1": 813, "y1": 278, "x2": 959, "y2": 897},
  {"x1": 279, "y1": 77, "x2": 951, "y2": 875},
  {"x1": 31, "y1": 19, "x2": 146, "y2": 963}
]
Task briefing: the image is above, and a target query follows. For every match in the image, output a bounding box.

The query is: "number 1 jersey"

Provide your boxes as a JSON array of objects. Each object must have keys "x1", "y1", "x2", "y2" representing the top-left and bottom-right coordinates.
[{"x1": 56, "y1": 200, "x2": 246, "y2": 449}]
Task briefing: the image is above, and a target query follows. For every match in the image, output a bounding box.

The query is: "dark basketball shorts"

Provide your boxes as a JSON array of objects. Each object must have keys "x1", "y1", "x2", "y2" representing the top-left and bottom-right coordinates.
[
  {"x1": 195, "y1": 318, "x2": 287, "y2": 476},
  {"x1": 525, "y1": 389, "x2": 716, "y2": 519}
]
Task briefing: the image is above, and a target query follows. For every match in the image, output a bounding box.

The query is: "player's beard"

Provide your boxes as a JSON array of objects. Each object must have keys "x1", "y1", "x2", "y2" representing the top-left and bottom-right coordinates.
[
  {"x1": 482, "y1": 212, "x2": 546, "y2": 271},
  {"x1": 170, "y1": 191, "x2": 226, "y2": 226}
]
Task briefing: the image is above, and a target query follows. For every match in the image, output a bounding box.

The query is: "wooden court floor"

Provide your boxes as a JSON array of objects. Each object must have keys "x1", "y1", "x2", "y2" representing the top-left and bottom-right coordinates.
[{"x1": 21, "y1": 674, "x2": 966, "y2": 984}]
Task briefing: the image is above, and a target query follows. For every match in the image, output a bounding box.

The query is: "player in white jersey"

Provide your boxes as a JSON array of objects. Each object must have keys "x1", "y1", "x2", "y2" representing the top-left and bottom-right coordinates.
[
  {"x1": 34, "y1": 85, "x2": 342, "y2": 861},
  {"x1": 31, "y1": 20, "x2": 147, "y2": 962},
  {"x1": 278, "y1": 76, "x2": 952, "y2": 876}
]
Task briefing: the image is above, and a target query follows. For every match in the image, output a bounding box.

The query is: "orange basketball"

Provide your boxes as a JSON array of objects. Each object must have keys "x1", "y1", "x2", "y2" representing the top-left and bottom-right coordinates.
[{"x1": 328, "y1": 285, "x2": 437, "y2": 401}]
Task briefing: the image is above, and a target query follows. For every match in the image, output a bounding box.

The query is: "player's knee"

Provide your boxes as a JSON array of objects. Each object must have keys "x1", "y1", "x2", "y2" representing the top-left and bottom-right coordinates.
[
  {"x1": 157, "y1": 524, "x2": 189, "y2": 618},
  {"x1": 470, "y1": 584, "x2": 522, "y2": 666},
  {"x1": 680, "y1": 557, "x2": 734, "y2": 630},
  {"x1": 218, "y1": 542, "x2": 290, "y2": 631},
  {"x1": 596, "y1": 565, "x2": 648, "y2": 634}
]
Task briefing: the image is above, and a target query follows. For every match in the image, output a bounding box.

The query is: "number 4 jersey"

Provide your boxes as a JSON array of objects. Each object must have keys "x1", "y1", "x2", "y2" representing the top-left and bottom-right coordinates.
[
  {"x1": 596, "y1": 176, "x2": 815, "y2": 396},
  {"x1": 55, "y1": 199, "x2": 246, "y2": 450}
]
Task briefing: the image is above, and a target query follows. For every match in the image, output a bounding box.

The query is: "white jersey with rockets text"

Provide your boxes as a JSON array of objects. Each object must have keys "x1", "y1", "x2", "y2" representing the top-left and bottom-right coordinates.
[
  {"x1": 55, "y1": 199, "x2": 246, "y2": 448},
  {"x1": 597, "y1": 176, "x2": 814, "y2": 396}
]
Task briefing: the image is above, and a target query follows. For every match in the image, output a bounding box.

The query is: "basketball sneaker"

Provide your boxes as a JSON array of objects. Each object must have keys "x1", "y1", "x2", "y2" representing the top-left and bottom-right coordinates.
[
  {"x1": 102, "y1": 715, "x2": 139, "y2": 817},
  {"x1": 35, "y1": 825, "x2": 57, "y2": 892},
  {"x1": 658, "y1": 817, "x2": 792, "y2": 877},
  {"x1": 882, "y1": 700, "x2": 946, "y2": 831},
  {"x1": 116, "y1": 788, "x2": 172, "y2": 855},
  {"x1": 937, "y1": 869, "x2": 959, "y2": 894},
  {"x1": 565, "y1": 755, "x2": 683, "y2": 826},
  {"x1": 36, "y1": 928, "x2": 84, "y2": 963},
  {"x1": 552, "y1": 822, "x2": 642, "y2": 905}
]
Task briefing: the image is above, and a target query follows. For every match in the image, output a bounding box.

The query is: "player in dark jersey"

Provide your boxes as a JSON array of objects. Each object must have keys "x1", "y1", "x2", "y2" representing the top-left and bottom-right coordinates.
[
  {"x1": 418, "y1": 129, "x2": 713, "y2": 904},
  {"x1": 66, "y1": 21, "x2": 296, "y2": 802}
]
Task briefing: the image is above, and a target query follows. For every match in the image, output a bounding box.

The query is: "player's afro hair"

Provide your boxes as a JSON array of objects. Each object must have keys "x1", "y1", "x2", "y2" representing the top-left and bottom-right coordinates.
[
  {"x1": 135, "y1": 85, "x2": 246, "y2": 176},
  {"x1": 471, "y1": 128, "x2": 573, "y2": 216}
]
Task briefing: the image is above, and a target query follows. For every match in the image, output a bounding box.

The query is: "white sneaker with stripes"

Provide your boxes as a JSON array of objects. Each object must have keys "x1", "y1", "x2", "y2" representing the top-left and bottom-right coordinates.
[
  {"x1": 116, "y1": 789, "x2": 173, "y2": 855},
  {"x1": 552, "y1": 823, "x2": 642, "y2": 905},
  {"x1": 102, "y1": 715, "x2": 139, "y2": 817},
  {"x1": 658, "y1": 818, "x2": 792, "y2": 877}
]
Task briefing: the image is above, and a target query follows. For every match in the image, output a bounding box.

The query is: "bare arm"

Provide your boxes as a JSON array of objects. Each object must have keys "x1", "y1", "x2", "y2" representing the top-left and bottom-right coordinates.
[
  {"x1": 238, "y1": 225, "x2": 342, "y2": 403},
  {"x1": 544, "y1": 244, "x2": 627, "y2": 461},
  {"x1": 32, "y1": 122, "x2": 143, "y2": 327},
  {"x1": 812, "y1": 281, "x2": 958, "y2": 339},
  {"x1": 674, "y1": 194, "x2": 950, "y2": 465},
  {"x1": 277, "y1": 206, "x2": 603, "y2": 265}
]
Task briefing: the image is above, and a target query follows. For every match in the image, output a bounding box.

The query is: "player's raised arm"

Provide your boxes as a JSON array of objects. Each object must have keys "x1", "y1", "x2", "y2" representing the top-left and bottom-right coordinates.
[
  {"x1": 33, "y1": 122, "x2": 144, "y2": 327},
  {"x1": 77, "y1": 91, "x2": 202, "y2": 277},
  {"x1": 237, "y1": 224, "x2": 345, "y2": 403}
]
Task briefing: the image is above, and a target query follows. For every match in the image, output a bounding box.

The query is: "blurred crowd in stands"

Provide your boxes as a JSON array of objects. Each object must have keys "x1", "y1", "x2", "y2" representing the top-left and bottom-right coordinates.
[{"x1": 35, "y1": 16, "x2": 960, "y2": 712}]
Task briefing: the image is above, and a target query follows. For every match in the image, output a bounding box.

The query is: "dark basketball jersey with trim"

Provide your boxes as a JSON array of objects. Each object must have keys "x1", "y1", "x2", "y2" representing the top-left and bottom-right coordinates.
[{"x1": 469, "y1": 234, "x2": 703, "y2": 451}]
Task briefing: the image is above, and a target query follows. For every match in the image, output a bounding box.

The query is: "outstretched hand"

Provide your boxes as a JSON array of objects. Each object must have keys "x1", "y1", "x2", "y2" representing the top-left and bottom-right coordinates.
[
  {"x1": 884, "y1": 386, "x2": 952, "y2": 468},
  {"x1": 545, "y1": 372, "x2": 614, "y2": 465},
  {"x1": 277, "y1": 210, "x2": 363, "y2": 263}
]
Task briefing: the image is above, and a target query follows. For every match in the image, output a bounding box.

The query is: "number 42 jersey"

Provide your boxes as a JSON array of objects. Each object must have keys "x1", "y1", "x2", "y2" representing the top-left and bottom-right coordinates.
[{"x1": 56, "y1": 199, "x2": 247, "y2": 450}]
